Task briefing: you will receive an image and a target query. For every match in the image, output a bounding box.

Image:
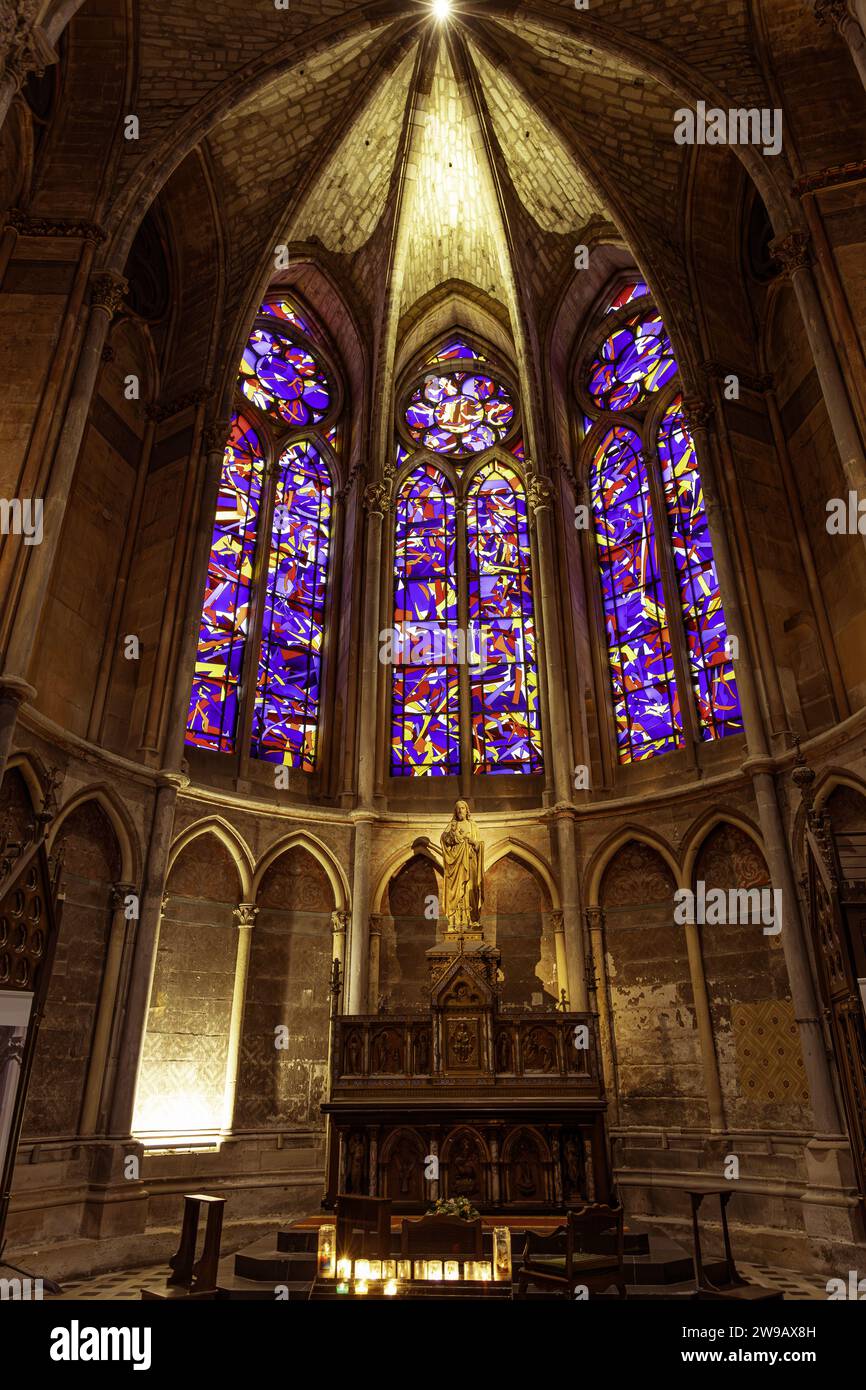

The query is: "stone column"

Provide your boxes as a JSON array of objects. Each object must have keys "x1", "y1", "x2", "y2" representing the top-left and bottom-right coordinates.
[
  {"x1": 0, "y1": 17, "x2": 56, "y2": 133},
  {"x1": 221, "y1": 903, "x2": 257, "y2": 1133},
  {"x1": 548, "y1": 910, "x2": 570, "y2": 1007},
  {"x1": 331, "y1": 909, "x2": 349, "y2": 988},
  {"x1": 584, "y1": 906, "x2": 619, "y2": 1127},
  {"x1": 427, "y1": 1134, "x2": 440, "y2": 1201},
  {"x1": 814, "y1": 0, "x2": 866, "y2": 91},
  {"x1": 0, "y1": 273, "x2": 126, "y2": 785},
  {"x1": 79, "y1": 882, "x2": 136, "y2": 1135},
  {"x1": 526, "y1": 467, "x2": 587, "y2": 1010},
  {"x1": 347, "y1": 483, "x2": 389, "y2": 1014},
  {"x1": 367, "y1": 914, "x2": 383, "y2": 1013},
  {"x1": 682, "y1": 399, "x2": 842, "y2": 1138},
  {"x1": 770, "y1": 233, "x2": 866, "y2": 504},
  {"x1": 347, "y1": 815, "x2": 373, "y2": 1015},
  {"x1": 106, "y1": 775, "x2": 185, "y2": 1136},
  {"x1": 367, "y1": 1127, "x2": 379, "y2": 1196},
  {"x1": 489, "y1": 1131, "x2": 501, "y2": 1205}
]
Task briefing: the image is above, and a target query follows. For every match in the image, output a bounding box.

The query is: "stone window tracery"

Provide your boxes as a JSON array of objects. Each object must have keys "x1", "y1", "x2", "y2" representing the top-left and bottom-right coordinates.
[
  {"x1": 186, "y1": 292, "x2": 339, "y2": 771},
  {"x1": 390, "y1": 335, "x2": 543, "y2": 777},
  {"x1": 583, "y1": 282, "x2": 743, "y2": 764}
]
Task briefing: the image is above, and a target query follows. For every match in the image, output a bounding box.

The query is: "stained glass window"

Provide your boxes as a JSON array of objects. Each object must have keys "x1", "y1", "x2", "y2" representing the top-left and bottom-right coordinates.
[
  {"x1": 260, "y1": 295, "x2": 313, "y2": 335},
  {"x1": 187, "y1": 292, "x2": 336, "y2": 771},
  {"x1": 590, "y1": 427, "x2": 682, "y2": 762},
  {"x1": 587, "y1": 310, "x2": 677, "y2": 412},
  {"x1": 404, "y1": 371, "x2": 514, "y2": 456},
  {"x1": 250, "y1": 441, "x2": 331, "y2": 771},
  {"x1": 239, "y1": 327, "x2": 331, "y2": 428},
  {"x1": 657, "y1": 397, "x2": 743, "y2": 741},
  {"x1": 187, "y1": 414, "x2": 264, "y2": 753},
  {"x1": 391, "y1": 464, "x2": 460, "y2": 775},
  {"x1": 605, "y1": 280, "x2": 649, "y2": 314},
  {"x1": 427, "y1": 337, "x2": 486, "y2": 363},
  {"x1": 586, "y1": 280, "x2": 741, "y2": 764},
  {"x1": 467, "y1": 462, "x2": 543, "y2": 773}
]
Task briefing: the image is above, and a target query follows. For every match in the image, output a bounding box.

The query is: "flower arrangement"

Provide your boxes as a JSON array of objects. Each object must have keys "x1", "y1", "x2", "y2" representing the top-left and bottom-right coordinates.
[{"x1": 428, "y1": 1197, "x2": 480, "y2": 1222}]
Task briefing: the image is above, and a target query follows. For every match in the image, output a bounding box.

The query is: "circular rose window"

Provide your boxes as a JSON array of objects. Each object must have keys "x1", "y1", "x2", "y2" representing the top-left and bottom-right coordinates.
[
  {"x1": 239, "y1": 327, "x2": 331, "y2": 428},
  {"x1": 404, "y1": 371, "x2": 515, "y2": 456}
]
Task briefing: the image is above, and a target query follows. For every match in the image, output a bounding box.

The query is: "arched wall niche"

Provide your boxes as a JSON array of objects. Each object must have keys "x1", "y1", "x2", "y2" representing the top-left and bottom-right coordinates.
[
  {"x1": 133, "y1": 829, "x2": 243, "y2": 1137},
  {"x1": 821, "y1": 781, "x2": 866, "y2": 882},
  {"x1": 379, "y1": 852, "x2": 441, "y2": 1010},
  {"x1": 30, "y1": 310, "x2": 155, "y2": 742},
  {"x1": 598, "y1": 838, "x2": 705, "y2": 1130},
  {"x1": 47, "y1": 782, "x2": 140, "y2": 885},
  {"x1": 375, "y1": 841, "x2": 559, "y2": 1010},
  {"x1": 23, "y1": 798, "x2": 122, "y2": 1137},
  {"x1": 764, "y1": 282, "x2": 866, "y2": 718},
  {"x1": 235, "y1": 843, "x2": 335, "y2": 1130},
  {"x1": 483, "y1": 852, "x2": 555, "y2": 1008},
  {"x1": 692, "y1": 820, "x2": 808, "y2": 1131},
  {"x1": 0, "y1": 759, "x2": 38, "y2": 825},
  {"x1": 395, "y1": 282, "x2": 515, "y2": 382}
]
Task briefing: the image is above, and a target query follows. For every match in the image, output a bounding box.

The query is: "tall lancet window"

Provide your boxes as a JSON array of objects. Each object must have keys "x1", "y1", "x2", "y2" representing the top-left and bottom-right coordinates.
[
  {"x1": 390, "y1": 335, "x2": 543, "y2": 777},
  {"x1": 186, "y1": 292, "x2": 339, "y2": 770},
  {"x1": 584, "y1": 282, "x2": 743, "y2": 764}
]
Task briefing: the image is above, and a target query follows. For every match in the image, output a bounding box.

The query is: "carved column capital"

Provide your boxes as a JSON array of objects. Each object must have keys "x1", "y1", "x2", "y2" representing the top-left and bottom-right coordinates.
[
  {"x1": 89, "y1": 272, "x2": 128, "y2": 318},
  {"x1": 2, "y1": 14, "x2": 56, "y2": 92},
  {"x1": 814, "y1": 0, "x2": 854, "y2": 31},
  {"x1": 583, "y1": 905, "x2": 605, "y2": 931},
  {"x1": 525, "y1": 469, "x2": 553, "y2": 529},
  {"x1": 680, "y1": 395, "x2": 714, "y2": 433},
  {"x1": 110, "y1": 882, "x2": 136, "y2": 913},
  {"x1": 769, "y1": 230, "x2": 812, "y2": 276},
  {"x1": 368, "y1": 913, "x2": 383, "y2": 937},
  {"x1": 331, "y1": 908, "x2": 350, "y2": 935},
  {"x1": 363, "y1": 482, "x2": 391, "y2": 517},
  {"x1": 203, "y1": 419, "x2": 232, "y2": 455},
  {"x1": 549, "y1": 909, "x2": 565, "y2": 934},
  {"x1": 234, "y1": 903, "x2": 258, "y2": 929}
]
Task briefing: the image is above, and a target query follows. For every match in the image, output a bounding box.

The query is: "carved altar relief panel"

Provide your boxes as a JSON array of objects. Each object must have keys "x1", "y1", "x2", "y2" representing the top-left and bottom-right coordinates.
[
  {"x1": 445, "y1": 1016, "x2": 482, "y2": 1072},
  {"x1": 502, "y1": 1127, "x2": 550, "y2": 1204},
  {"x1": 442, "y1": 1127, "x2": 487, "y2": 1203},
  {"x1": 381, "y1": 1128, "x2": 426, "y2": 1202}
]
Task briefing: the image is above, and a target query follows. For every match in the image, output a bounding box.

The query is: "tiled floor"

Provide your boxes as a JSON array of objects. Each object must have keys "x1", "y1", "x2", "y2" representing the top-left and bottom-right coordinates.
[
  {"x1": 45, "y1": 1259, "x2": 830, "y2": 1301},
  {"x1": 739, "y1": 1263, "x2": 827, "y2": 1301}
]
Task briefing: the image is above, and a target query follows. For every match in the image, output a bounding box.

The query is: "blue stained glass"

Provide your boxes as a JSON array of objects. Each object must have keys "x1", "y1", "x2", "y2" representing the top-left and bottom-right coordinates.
[
  {"x1": 587, "y1": 310, "x2": 677, "y2": 412},
  {"x1": 391, "y1": 464, "x2": 460, "y2": 775},
  {"x1": 186, "y1": 414, "x2": 263, "y2": 753},
  {"x1": 250, "y1": 439, "x2": 331, "y2": 770},
  {"x1": 590, "y1": 426, "x2": 683, "y2": 762},
  {"x1": 467, "y1": 462, "x2": 543, "y2": 774},
  {"x1": 657, "y1": 397, "x2": 743, "y2": 742}
]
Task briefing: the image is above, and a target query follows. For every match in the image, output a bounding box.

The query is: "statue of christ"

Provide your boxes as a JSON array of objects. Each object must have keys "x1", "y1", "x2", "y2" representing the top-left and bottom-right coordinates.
[{"x1": 440, "y1": 800, "x2": 484, "y2": 931}]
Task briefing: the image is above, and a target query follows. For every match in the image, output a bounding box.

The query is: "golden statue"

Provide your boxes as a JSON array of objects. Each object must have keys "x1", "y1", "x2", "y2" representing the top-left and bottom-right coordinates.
[{"x1": 440, "y1": 800, "x2": 484, "y2": 931}]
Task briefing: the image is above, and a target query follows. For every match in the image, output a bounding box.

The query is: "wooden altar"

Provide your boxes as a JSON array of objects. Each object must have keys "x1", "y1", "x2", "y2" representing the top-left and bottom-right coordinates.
[{"x1": 322, "y1": 939, "x2": 609, "y2": 1212}]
